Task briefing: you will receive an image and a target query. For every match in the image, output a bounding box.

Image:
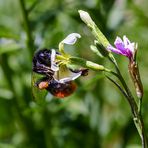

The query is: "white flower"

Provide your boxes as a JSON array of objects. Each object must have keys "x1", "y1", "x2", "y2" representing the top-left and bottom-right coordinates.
[
  {"x1": 50, "y1": 49, "x2": 82, "y2": 83},
  {"x1": 50, "y1": 49, "x2": 59, "y2": 71},
  {"x1": 61, "y1": 33, "x2": 81, "y2": 45}
]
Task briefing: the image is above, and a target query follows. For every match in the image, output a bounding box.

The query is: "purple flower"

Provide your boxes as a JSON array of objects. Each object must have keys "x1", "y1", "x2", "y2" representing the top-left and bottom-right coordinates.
[{"x1": 107, "y1": 36, "x2": 136, "y2": 60}]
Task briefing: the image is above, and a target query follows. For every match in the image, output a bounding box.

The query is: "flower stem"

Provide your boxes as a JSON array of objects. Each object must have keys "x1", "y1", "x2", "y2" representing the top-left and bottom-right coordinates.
[
  {"x1": 69, "y1": 56, "x2": 108, "y2": 72},
  {"x1": 19, "y1": 0, "x2": 35, "y2": 59},
  {"x1": 79, "y1": 9, "x2": 147, "y2": 147},
  {"x1": 78, "y1": 10, "x2": 110, "y2": 48},
  {"x1": 108, "y1": 55, "x2": 147, "y2": 147},
  {"x1": 70, "y1": 56, "x2": 147, "y2": 147}
]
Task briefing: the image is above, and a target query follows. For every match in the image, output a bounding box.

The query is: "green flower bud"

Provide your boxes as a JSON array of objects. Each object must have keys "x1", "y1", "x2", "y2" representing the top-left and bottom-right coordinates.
[{"x1": 78, "y1": 10, "x2": 95, "y2": 27}]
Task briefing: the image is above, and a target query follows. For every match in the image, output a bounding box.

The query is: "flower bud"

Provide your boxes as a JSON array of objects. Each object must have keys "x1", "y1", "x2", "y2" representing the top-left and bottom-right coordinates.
[
  {"x1": 86, "y1": 61, "x2": 105, "y2": 71},
  {"x1": 90, "y1": 45, "x2": 104, "y2": 58},
  {"x1": 78, "y1": 10, "x2": 94, "y2": 26}
]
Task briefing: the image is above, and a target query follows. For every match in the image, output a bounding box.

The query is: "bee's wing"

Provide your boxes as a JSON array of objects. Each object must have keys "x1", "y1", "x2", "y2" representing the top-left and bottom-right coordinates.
[{"x1": 31, "y1": 72, "x2": 48, "y2": 104}]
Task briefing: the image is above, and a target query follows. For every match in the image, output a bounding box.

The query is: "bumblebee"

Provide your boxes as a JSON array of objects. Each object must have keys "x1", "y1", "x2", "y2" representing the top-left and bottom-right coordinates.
[
  {"x1": 32, "y1": 49, "x2": 86, "y2": 98},
  {"x1": 33, "y1": 49, "x2": 54, "y2": 77},
  {"x1": 35, "y1": 77, "x2": 77, "y2": 98}
]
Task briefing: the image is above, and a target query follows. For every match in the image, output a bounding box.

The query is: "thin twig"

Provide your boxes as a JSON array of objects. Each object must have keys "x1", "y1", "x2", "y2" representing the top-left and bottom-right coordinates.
[
  {"x1": 28, "y1": 0, "x2": 40, "y2": 13},
  {"x1": 19, "y1": 0, "x2": 35, "y2": 58},
  {"x1": 108, "y1": 55, "x2": 138, "y2": 114},
  {"x1": 107, "y1": 54, "x2": 147, "y2": 147},
  {"x1": 105, "y1": 75, "x2": 128, "y2": 99}
]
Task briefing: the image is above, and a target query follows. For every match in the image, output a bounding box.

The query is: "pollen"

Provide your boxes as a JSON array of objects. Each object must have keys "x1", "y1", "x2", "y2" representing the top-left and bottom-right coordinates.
[{"x1": 38, "y1": 81, "x2": 49, "y2": 89}]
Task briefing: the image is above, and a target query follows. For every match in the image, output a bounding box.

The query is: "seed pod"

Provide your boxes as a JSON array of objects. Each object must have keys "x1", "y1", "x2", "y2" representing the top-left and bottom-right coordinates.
[{"x1": 128, "y1": 61, "x2": 143, "y2": 99}]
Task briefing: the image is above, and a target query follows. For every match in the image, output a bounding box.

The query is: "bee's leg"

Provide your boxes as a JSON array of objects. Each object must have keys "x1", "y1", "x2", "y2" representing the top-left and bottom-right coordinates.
[
  {"x1": 33, "y1": 66, "x2": 54, "y2": 75},
  {"x1": 69, "y1": 68, "x2": 89, "y2": 76},
  {"x1": 34, "y1": 77, "x2": 49, "y2": 87}
]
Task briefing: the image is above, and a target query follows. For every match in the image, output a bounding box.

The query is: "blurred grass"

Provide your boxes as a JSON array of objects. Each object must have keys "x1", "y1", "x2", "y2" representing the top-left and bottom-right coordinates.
[{"x1": 0, "y1": 0, "x2": 148, "y2": 148}]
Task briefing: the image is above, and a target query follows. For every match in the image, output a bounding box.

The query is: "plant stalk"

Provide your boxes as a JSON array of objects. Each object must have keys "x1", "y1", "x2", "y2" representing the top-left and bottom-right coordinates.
[
  {"x1": 108, "y1": 56, "x2": 147, "y2": 148},
  {"x1": 70, "y1": 55, "x2": 147, "y2": 147},
  {"x1": 19, "y1": 0, "x2": 35, "y2": 59}
]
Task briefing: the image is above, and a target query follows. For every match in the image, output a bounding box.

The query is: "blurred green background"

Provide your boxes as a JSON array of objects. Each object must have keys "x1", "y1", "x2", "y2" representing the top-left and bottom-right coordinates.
[{"x1": 0, "y1": 0, "x2": 148, "y2": 148}]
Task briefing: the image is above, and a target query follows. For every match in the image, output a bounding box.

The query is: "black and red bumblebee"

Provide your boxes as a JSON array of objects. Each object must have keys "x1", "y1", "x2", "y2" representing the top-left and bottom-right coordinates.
[{"x1": 32, "y1": 49, "x2": 88, "y2": 98}]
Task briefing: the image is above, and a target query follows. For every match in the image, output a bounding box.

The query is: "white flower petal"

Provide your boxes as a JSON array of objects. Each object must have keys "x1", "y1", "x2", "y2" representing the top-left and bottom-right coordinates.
[
  {"x1": 61, "y1": 33, "x2": 81, "y2": 45},
  {"x1": 58, "y1": 78, "x2": 71, "y2": 83},
  {"x1": 114, "y1": 36, "x2": 123, "y2": 45},
  {"x1": 51, "y1": 49, "x2": 59, "y2": 71},
  {"x1": 123, "y1": 35, "x2": 131, "y2": 46},
  {"x1": 78, "y1": 10, "x2": 94, "y2": 26},
  {"x1": 123, "y1": 36, "x2": 135, "y2": 53},
  {"x1": 70, "y1": 71, "x2": 82, "y2": 80},
  {"x1": 127, "y1": 43, "x2": 135, "y2": 53},
  {"x1": 58, "y1": 71, "x2": 82, "y2": 83}
]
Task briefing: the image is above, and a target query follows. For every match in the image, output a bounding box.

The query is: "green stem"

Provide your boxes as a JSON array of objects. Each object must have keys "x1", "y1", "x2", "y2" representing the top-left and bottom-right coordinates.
[
  {"x1": 79, "y1": 10, "x2": 147, "y2": 147},
  {"x1": 70, "y1": 56, "x2": 108, "y2": 72},
  {"x1": 79, "y1": 10, "x2": 110, "y2": 48},
  {"x1": 19, "y1": 0, "x2": 35, "y2": 58},
  {"x1": 108, "y1": 55, "x2": 147, "y2": 148},
  {"x1": 138, "y1": 97, "x2": 142, "y2": 113},
  {"x1": 70, "y1": 56, "x2": 147, "y2": 147},
  {"x1": 91, "y1": 24, "x2": 110, "y2": 48}
]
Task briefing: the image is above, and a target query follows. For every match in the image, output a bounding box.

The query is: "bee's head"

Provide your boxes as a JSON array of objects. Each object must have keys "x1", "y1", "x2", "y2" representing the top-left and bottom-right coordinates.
[{"x1": 33, "y1": 49, "x2": 52, "y2": 67}]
